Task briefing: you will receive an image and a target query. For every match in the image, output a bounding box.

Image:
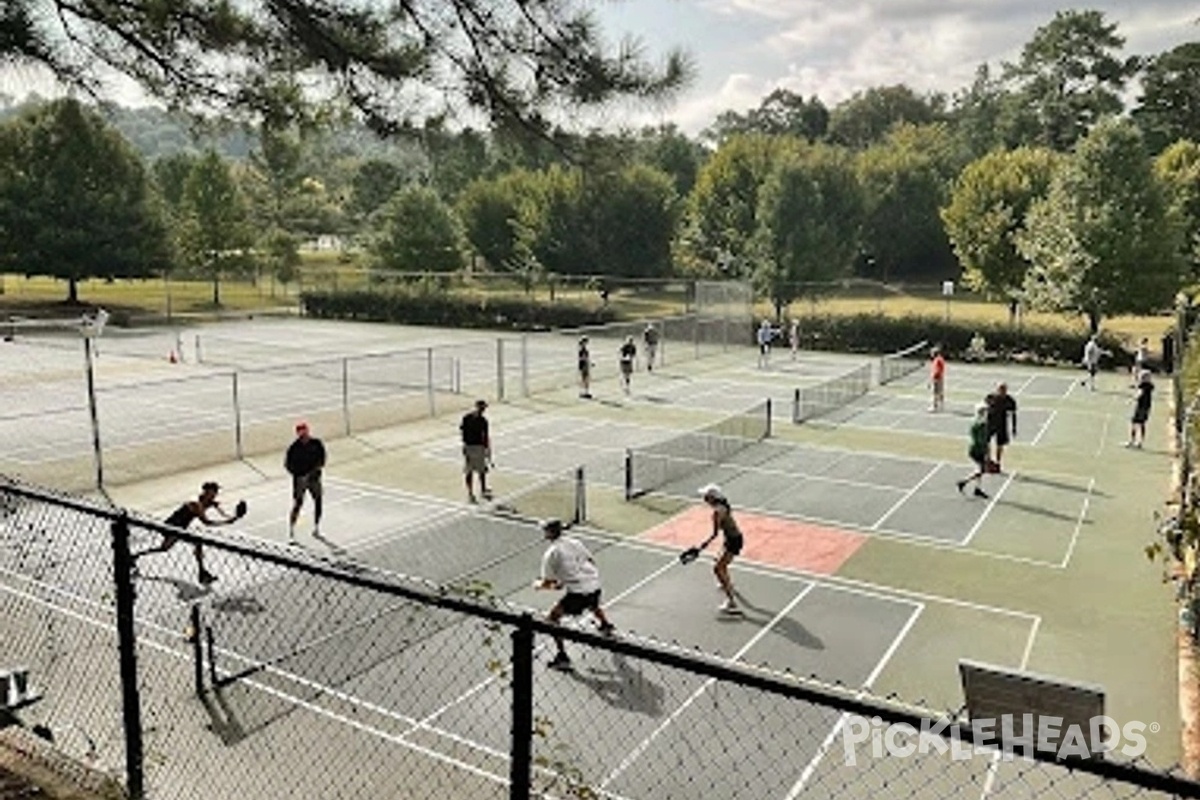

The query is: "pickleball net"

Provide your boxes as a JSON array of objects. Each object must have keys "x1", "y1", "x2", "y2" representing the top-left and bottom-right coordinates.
[
  {"x1": 879, "y1": 340, "x2": 929, "y2": 385},
  {"x1": 202, "y1": 467, "x2": 585, "y2": 694},
  {"x1": 623, "y1": 400, "x2": 772, "y2": 500},
  {"x1": 791, "y1": 362, "x2": 872, "y2": 423}
]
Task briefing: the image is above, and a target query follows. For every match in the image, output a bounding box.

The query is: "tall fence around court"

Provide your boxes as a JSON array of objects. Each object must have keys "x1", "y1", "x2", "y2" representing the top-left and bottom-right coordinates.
[
  {"x1": 3, "y1": 477, "x2": 1200, "y2": 800},
  {"x1": 2, "y1": 311, "x2": 755, "y2": 495}
]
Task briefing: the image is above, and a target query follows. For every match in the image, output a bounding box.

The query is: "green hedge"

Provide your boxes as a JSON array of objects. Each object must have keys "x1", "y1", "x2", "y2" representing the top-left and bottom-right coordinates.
[
  {"x1": 788, "y1": 313, "x2": 1135, "y2": 368},
  {"x1": 299, "y1": 290, "x2": 618, "y2": 331}
]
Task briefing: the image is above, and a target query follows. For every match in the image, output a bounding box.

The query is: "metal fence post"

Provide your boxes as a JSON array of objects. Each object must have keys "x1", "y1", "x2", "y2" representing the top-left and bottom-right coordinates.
[
  {"x1": 521, "y1": 335, "x2": 529, "y2": 398},
  {"x1": 111, "y1": 514, "x2": 145, "y2": 800},
  {"x1": 232, "y1": 372, "x2": 244, "y2": 460},
  {"x1": 83, "y1": 337, "x2": 104, "y2": 491},
  {"x1": 190, "y1": 604, "x2": 204, "y2": 698},
  {"x1": 343, "y1": 357, "x2": 351, "y2": 435},
  {"x1": 497, "y1": 339, "x2": 506, "y2": 401},
  {"x1": 509, "y1": 614, "x2": 535, "y2": 800},
  {"x1": 427, "y1": 347, "x2": 436, "y2": 416}
]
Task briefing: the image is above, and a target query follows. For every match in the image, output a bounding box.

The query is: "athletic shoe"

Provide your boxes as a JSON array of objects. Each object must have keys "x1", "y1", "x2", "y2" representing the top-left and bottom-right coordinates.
[
  {"x1": 481, "y1": 490, "x2": 493, "y2": 501},
  {"x1": 973, "y1": 488, "x2": 989, "y2": 499},
  {"x1": 548, "y1": 652, "x2": 573, "y2": 671},
  {"x1": 718, "y1": 600, "x2": 742, "y2": 614},
  {"x1": 956, "y1": 480, "x2": 966, "y2": 494},
  {"x1": 467, "y1": 494, "x2": 477, "y2": 504},
  {"x1": 598, "y1": 622, "x2": 616, "y2": 636},
  {"x1": 198, "y1": 570, "x2": 217, "y2": 585}
]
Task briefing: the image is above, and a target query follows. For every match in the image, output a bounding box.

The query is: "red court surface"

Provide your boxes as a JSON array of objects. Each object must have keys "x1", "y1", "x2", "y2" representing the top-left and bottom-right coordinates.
[{"x1": 638, "y1": 505, "x2": 867, "y2": 575}]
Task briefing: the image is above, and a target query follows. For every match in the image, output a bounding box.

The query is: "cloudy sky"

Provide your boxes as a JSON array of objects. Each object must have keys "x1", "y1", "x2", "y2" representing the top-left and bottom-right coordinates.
[{"x1": 594, "y1": 1, "x2": 1198, "y2": 135}]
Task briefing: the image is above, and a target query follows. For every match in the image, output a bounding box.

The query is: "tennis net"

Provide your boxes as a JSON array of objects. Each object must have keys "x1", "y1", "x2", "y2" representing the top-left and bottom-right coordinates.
[
  {"x1": 879, "y1": 340, "x2": 929, "y2": 385},
  {"x1": 624, "y1": 400, "x2": 772, "y2": 500},
  {"x1": 204, "y1": 467, "x2": 585, "y2": 692},
  {"x1": 792, "y1": 362, "x2": 872, "y2": 423}
]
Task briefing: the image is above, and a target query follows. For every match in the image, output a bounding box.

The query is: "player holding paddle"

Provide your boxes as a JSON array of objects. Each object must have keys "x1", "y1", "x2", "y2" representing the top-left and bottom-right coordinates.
[
  {"x1": 681, "y1": 485, "x2": 744, "y2": 615},
  {"x1": 532, "y1": 518, "x2": 615, "y2": 671},
  {"x1": 133, "y1": 481, "x2": 246, "y2": 585}
]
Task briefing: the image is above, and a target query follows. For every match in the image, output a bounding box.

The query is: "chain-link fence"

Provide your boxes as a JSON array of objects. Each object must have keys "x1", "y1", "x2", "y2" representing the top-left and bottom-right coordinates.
[
  {"x1": 4, "y1": 477, "x2": 1199, "y2": 799},
  {"x1": 1, "y1": 309, "x2": 756, "y2": 495}
]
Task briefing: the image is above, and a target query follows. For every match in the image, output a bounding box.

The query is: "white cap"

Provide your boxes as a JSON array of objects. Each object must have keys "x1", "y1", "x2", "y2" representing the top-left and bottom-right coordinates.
[{"x1": 698, "y1": 484, "x2": 724, "y2": 501}]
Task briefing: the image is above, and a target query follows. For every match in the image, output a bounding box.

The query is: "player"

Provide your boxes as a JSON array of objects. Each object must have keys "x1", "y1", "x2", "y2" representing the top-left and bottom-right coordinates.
[
  {"x1": 985, "y1": 383, "x2": 1018, "y2": 470},
  {"x1": 1127, "y1": 370, "x2": 1154, "y2": 448},
  {"x1": 756, "y1": 320, "x2": 775, "y2": 369},
  {"x1": 788, "y1": 320, "x2": 800, "y2": 361},
  {"x1": 532, "y1": 518, "x2": 615, "y2": 671},
  {"x1": 619, "y1": 336, "x2": 636, "y2": 395},
  {"x1": 134, "y1": 481, "x2": 244, "y2": 585},
  {"x1": 642, "y1": 323, "x2": 660, "y2": 372},
  {"x1": 1080, "y1": 335, "x2": 1109, "y2": 391},
  {"x1": 577, "y1": 336, "x2": 593, "y2": 399},
  {"x1": 928, "y1": 346, "x2": 946, "y2": 412},
  {"x1": 956, "y1": 403, "x2": 991, "y2": 499},
  {"x1": 460, "y1": 400, "x2": 492, "y2": 503},
  {"x1": 1132, "y1": 338, "x2": 1150, "y2": 387},
  {"x1": 286, "y1": 421, "x2": 326, "y2": 541},
  {"x1": 696, "y1": 484, "x2": 745, "y2": 614}
]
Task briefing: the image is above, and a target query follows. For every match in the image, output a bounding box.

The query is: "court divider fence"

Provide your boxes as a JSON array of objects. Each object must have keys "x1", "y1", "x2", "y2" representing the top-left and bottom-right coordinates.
[
  {"x1": 4, "y1": 476, "x2": 1199, "y2": 800},
  {"x1": 4, "y1": 312, "x2": 754, "y2": 496}
]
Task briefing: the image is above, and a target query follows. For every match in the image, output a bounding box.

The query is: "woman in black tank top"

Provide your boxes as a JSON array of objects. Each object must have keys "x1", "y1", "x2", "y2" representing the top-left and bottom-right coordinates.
[
  {"x1": 133, "y1": 482, "x2": 238, "y2": 585},
  {"x1": 699, "y1": 485, "x2": 744, "y2": 615}
]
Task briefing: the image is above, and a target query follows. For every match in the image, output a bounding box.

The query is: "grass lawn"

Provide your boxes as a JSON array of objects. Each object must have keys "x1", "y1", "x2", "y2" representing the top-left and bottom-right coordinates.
[{"x1": 1, "y1": 267, "x2": 1174, "y2": 355}]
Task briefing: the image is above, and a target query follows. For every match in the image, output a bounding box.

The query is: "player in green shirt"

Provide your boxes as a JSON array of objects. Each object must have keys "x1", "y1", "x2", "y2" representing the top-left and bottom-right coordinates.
[{"x1": 956, "y1": 402, "x2": 991, "y2": 499}]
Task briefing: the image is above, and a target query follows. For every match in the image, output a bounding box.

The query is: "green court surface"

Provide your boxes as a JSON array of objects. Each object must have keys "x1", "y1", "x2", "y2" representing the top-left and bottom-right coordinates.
[{"x1": 3, "y1": 319, "x2": 1184, "y2": 788}]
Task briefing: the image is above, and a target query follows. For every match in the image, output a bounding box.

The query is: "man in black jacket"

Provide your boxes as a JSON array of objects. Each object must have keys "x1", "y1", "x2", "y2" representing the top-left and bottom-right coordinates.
[
  {"x1": 460, "y1": 400, "x2": 492, "y2": 503},
  {"x1": 286, "y1": 420, "x2": 326, "y2": 542}
]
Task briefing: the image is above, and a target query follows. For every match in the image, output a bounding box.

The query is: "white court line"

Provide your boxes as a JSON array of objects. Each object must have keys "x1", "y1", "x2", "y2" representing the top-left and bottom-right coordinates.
[
  {"x1": 598, "y1": 582, "x2": 820, "y2": 791},
  {"x1": 1058, "y1": 477, "x2": 1096, "y2": 569},
  {"x1": 961, "y1": 470, "x2": 1018, "y2": 547},
  {"x1": 1030, "y1": 409, "x2": 1057, "y2": 446},
  {"x1": 979, "y1": 611, "x2": 1042, "y2": 799},
  {"x1": 408, "y1": 555, "x2": 686, "y2": 738},
  {"x1": 0, "y1": 579, "x2": 513, "y2": 790},
  {"x1": 784, "y1": 603, "x2": 925, "y2": 799},
  {"x1": 636, "y1": 487, "x2": 1066, "y2": 570},
  {"x1": 870, "y1": 461, "x2": 945, "y2": 531},
  {"x1": 1014, "y1": 374, "x2": 1038, "y2": 395},
  {"x1": 1095, "y1": 414, "x2": 1111, "y2": 456}
]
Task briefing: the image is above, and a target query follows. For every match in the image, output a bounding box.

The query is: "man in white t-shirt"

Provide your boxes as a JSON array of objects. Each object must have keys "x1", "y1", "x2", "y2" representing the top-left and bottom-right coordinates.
[
  {"x1": 532, "y1": 518, "x2": 615, "y2": 671},
  {"x1": 1081, "y1": 335, "x2": 1110, "y2": 391}
]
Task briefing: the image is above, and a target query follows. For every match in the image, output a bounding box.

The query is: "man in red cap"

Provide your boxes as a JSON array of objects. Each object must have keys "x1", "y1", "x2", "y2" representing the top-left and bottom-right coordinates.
[{"x1": 285, "y1": 420, "x2": 326, "y2": 543}]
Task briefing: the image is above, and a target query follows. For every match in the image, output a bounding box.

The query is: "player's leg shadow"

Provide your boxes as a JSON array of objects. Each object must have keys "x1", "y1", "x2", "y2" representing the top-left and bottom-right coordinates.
[
  {"x1": 723, "y1": 590, "x2": 825, "y2": 651},
  {"x1": 566, "y1": 652, "x2": 666, "y2": 718},
  {"x1": 137, "y1": 572, "x2": 210, "y2": 602}
]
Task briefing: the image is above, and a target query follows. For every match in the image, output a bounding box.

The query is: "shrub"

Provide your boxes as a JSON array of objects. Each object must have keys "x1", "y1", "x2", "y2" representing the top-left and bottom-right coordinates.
[
  {"x1": 785, "y1": 313, "x2": 1133, "y2": 367},
  {"x1": 299, "y1": 290, "x2": 618, "y2": 331}
]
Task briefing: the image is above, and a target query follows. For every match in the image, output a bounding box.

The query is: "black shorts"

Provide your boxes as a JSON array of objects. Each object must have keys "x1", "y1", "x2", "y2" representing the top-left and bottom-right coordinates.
[
  {"x1": 969, "y1": 448, "x2": 986, "y2": 468},
  {"x1": 988, "y1": 424, "x2": 1009, "y2": 447},
  {"x1": 558, "y1": 589, "x2": 601, "y2": 616},
  {"x1": 722, "y1": 534, "x2": 743, "y2": 557},
  {"x1": 1132, "y1": 405, "x2": 1150, "y2": 424},
  {"x1": 578, "y1": 362, "x2": 590, "y2": 377}
]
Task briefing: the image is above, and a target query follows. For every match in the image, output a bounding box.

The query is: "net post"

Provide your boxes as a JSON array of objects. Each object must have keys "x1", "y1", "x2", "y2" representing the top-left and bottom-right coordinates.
[
  {"x1": 195, "y1": 333, "x2": 202, "y2": 363},
  {"x1": 83, "y1": 336, "x2": 104, "y2": 490},
  {"x1": 205, "y1": 625, "x2": 218, "y2": 689},
  {"x1": 426, "y1": 347, "x2": 436, "y2": 417},
  {"x1": 509, "y1": 614, "x2": 535, "y2": 800},
  {"x1": 574, "y1": 466, "x2": 586, "y2": 524},
  {"x1": 792, "y1": 388, "x2": 801, "y2": 425},
  {"x1": 624, "y1": 449, "x2": 633, "y2": 501},
  {"x1": 190, "y1": 604, "x2": 204, "y2": 698},
  {"x1": 496, "y1": 339, "x2": 505, "y2": 401},
  {"x1": 342, "y1": 357, "x2": 351, "y2": 435},
  {"x1": 766, "y1": 398, "x2": 773, "y2": 438},
  {"x1": 232, "y1": 372, "x2": 244, "y2": 460}
]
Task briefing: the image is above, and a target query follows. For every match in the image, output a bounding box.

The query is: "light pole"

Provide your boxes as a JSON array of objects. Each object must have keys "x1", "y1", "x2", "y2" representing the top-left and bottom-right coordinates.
[{"x1": 80, "y1": 310, "x2": 107, "y2": 491}]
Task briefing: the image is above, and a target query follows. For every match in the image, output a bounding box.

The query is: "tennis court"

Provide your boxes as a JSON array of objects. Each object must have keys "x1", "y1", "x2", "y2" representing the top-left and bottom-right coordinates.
[{"x1": 1, "y1": 314, "x2": 1184, "y2": 797}]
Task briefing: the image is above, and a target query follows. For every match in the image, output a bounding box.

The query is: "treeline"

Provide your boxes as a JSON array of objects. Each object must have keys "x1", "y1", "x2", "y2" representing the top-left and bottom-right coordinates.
[{"x1": 0, "y1": 10, "x2": 1197, "y2": 332}]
